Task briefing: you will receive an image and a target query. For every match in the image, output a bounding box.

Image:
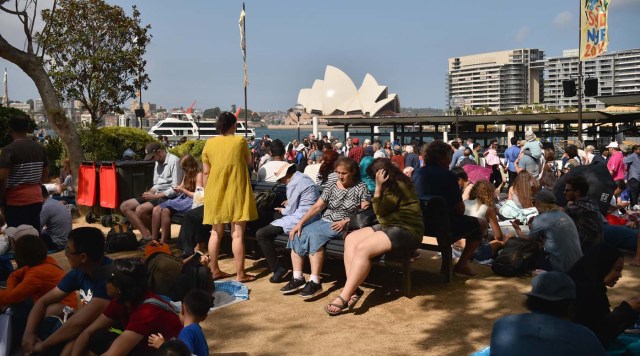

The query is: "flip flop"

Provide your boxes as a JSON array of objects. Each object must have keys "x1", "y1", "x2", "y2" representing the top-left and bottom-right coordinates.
[
  {"x1": 324, "y1": 296, "x2": 349, "y2": 316},
  {"x1": 237, "y1": 274, "x2": 257, "y2": 283},
  {"x1": 212, "y1": 272, "x2": 233, "y2": 281}
]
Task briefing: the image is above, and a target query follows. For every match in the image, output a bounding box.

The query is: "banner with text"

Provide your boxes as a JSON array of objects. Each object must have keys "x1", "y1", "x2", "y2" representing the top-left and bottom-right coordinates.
[{"x1": 580, "y1": 0, "x2": 611, "y2": 61}]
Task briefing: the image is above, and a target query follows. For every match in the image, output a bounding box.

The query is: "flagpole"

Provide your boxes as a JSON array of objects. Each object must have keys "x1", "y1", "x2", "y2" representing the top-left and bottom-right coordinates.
[
  {"x1": 242, "y1": 2, "x2": 248, "y2": 138},
  {"x1": 577, "y1": 0, "x2": 583, "y2": 142}
]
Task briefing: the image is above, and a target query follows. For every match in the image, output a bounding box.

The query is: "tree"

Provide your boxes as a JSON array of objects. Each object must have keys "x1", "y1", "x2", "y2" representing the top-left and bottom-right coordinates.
[
  {"x1": 0, "y1": 106, "x2": 36, "y2": 147},
  {"x1": 36, "y1": 0, "x2": 151, "y2": 125},
  {"x1": 203, "y1": 107, "x2": 221, "y2": 118},
  {"x1": 0, "y1": 0, "x2": 84, "y2": 181}
]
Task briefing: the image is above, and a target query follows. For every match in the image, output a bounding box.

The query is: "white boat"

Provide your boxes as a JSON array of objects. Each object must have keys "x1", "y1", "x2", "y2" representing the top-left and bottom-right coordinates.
[{"x1": 148, "y1": 112, "x2": 256, "y2": 142}]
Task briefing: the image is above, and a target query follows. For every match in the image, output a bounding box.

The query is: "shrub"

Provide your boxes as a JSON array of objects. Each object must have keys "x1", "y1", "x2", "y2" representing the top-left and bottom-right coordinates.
[
  {"x1": 77, "y1": 125, "x2": 157, "y2": 161},
  {"x1": 169, "y1": 140, "x2": 206, "y2": 161},
  {"x1": 43, "y1": 137, "x2": 65, "y2": 176}
]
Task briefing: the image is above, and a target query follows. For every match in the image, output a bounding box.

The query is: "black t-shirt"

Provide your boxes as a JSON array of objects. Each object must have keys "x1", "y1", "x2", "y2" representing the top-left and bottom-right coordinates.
[{"x1": 412, "y1": 164, "x2": 461, "y2": 218}]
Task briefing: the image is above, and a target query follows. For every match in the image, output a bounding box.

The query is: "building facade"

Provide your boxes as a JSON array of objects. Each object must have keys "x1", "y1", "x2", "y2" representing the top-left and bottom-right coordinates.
[
  {"x1": 446, "y1": 49, "x2": 545, "y2": 112},
  {"x1": 543, "y1": 48, "x2": 640, "y2": 110}
]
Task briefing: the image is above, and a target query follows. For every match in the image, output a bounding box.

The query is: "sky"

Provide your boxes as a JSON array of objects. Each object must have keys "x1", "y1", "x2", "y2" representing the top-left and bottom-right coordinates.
[{"x1": 1, "y1": 0, "x2": 639, "y2": 112}]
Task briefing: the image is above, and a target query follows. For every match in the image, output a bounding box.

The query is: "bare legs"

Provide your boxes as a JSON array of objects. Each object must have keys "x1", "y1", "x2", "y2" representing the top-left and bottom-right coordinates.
[
  {"x1": 120, "y1": 198, "x2": 153, "y2": 238},
  {"x1": 326, "y1": 227, "x2": 391, "y2": 313},
  {"x1": 208, "y1": 221, "x2": 254, "y2": 281},
  {"x1": 151, "y1": 206, "x2": 174, "y2": 243},
  {"x1": 453, "y1": 218, "x2": 488, "y2": 276}
]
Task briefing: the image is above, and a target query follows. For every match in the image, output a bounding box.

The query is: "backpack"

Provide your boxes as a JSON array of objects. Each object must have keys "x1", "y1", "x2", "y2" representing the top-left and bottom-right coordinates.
[
  {"x1": 105, "y1": 224, "x2": 138, "y2": 253},
  {"x1": 169, "y1": 258, "x2": 215, "y2": 302},
  {"x1": 146, "y1": 252, "x2": 183, "y2": 297},
  {"x1": 254, "y1": 186, "x2": 276, "y2": 212},
  {"x1": 491, "y1": 237, "x2": 540, "y2": 277}
]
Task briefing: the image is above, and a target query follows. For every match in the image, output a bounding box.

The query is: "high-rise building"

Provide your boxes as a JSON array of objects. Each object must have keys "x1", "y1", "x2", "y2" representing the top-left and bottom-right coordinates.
[
  {"x1": 543, "y1": 48, "x2": 640, "y2": 110},
  {"x1": 446, "y1": 49, "x2": 545, "y2": 112}
]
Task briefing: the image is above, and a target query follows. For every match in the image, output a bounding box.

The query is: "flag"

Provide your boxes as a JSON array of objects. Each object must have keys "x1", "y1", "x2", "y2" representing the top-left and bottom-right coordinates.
[
  {"x1": 239, "y1": 4, "x2": 248, "y2": 87},
  {"x1": 580, "y1": 0, "x2": 611, "y2": 61},
  {"x1": 2, "y1": 68, "x2": 8, "y2": 108}
]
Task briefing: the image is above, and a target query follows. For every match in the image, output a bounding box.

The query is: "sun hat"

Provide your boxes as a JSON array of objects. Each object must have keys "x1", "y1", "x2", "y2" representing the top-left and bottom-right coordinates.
[
  {"x1": 374, "y1": 150, "x2": 386, "y2": 159},
  {"x1": 525, "y1": 271, "x2": 576, "y2": 301},
  {"x1": 525, "y1": 130, "x2": 537, "y2": 142},
  {"x1": 5, "y1": 224, "x2": 40, "y2": 242},
  {"x1": 606, "y1": 142, "x2": 619, "y2": 149},
  {"x1": 144, "y1": 142, "x2": 162, "y2": 160},
  {"x1": 352, "y1": 137, "x2": 360, "y2": 145},
  {"x1": 273, "y1": 162, "x2": 294, "y2": 181}
]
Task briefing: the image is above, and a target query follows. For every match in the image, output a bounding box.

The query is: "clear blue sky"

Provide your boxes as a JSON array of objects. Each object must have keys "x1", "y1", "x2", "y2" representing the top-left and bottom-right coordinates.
[{"x1": 1, "y1": 0, "x2": 639, "y2": 111}]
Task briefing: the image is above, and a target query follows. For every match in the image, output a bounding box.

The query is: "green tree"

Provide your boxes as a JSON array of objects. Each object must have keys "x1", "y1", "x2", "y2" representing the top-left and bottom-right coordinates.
[
  {"x1": 0, "y1": 107, "x2": 36, "y2": 147},
  {"x1": 36, "y1": 0, "x2": 151, "y2": 125},
  {"x1": 203, "y1": 107, "x2": 221, "y2": 118}
]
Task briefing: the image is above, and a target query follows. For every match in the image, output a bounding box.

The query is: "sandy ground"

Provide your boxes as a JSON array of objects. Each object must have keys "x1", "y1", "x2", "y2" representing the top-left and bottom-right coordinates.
[{"x1": 47, "y1": 220, "x2": 640, "y2": 356}]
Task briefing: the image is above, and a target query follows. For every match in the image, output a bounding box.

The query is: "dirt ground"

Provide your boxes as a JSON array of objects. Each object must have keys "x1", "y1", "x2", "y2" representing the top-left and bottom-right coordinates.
[{"x1": 48, "y1": 221, "x2": 640, "y2": 356}]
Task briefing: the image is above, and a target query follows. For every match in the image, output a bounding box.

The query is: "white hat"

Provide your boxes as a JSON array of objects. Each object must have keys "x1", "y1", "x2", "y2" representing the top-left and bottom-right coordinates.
[
  {"x1": 374, "y1": 150, "x2": 386, "y2": 159},
  {"x1": 606, "y1": 142, "x2": 619, "y2": 149},
  {"x1": 5, "y1": 224, "x2": 39, "y2": 242},
  {"x1": 273, "y1": 162, "x2": 294, "y2": 181},
  {"x1": 364, "y1": 139, "x2": 371, "y2": 145},
  {"x1": 296, "y1": 144, "x2": 306, "y2": 151}
]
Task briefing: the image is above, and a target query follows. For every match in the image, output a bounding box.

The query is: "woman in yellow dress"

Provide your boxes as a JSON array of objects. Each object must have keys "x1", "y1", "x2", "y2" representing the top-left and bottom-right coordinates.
[{"x1": 202, "y1": 112, "x2": 258, "y2": 282}]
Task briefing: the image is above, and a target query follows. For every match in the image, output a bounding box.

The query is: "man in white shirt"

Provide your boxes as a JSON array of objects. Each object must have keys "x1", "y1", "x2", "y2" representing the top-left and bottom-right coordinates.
[{"x1": 258, "y1": 139, "x2": 288, "y2": 182}]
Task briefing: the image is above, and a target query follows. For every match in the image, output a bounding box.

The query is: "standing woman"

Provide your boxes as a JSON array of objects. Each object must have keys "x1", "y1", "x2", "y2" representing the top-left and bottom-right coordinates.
[
  {"x1": 484, "y1": 140, "x2": 504, "y2": 188},
  {"x1": 202, "y1": 112, "x2": 258, "y2": 282},
  {"x1": 324, "y1": 158, "x2": 423, "y2": 315}
]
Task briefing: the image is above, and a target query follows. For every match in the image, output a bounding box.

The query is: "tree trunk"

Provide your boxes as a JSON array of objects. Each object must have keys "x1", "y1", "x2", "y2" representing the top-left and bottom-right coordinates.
[{"x1": 0, "y1": 38, "x2": 85, "y2": 186}]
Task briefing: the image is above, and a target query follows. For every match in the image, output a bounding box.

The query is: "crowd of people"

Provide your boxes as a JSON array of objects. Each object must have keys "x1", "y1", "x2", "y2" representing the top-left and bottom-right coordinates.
[{"x1": 5, "y1": 108, "x2": 640, "y2": 354}]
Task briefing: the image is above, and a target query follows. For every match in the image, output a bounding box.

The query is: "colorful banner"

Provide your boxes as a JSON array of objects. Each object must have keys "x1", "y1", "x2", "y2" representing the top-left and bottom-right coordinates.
[{"x1": 580, "y1": 0, "x2": 611, "y2": 61}]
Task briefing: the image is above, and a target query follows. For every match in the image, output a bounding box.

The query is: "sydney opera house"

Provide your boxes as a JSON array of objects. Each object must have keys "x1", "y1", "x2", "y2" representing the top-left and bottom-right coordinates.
[{"x1": 297, "y1": 66, "x2": 400, "y2": 117}]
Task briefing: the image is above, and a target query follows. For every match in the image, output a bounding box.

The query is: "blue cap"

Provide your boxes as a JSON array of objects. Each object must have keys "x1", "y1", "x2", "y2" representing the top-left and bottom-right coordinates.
[{"x1": 123, "y1": 149, "x2": 136, "y2": 159}]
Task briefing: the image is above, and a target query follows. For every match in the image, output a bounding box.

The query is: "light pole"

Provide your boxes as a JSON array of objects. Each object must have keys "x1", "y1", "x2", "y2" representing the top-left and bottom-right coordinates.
[
  {"x1": 449, "y1": 95, "x2": 465, "y2": 139},
  {"x1": 133, "y1": 35, "x2": 145, "y2": 128},
  {"x1": 293, "y1": 104, "x2": 304, "y2": 143}
]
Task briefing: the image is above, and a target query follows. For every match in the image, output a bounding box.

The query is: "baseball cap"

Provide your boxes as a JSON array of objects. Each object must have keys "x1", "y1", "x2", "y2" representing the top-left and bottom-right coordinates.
[
  {"x1": 123, "y1": 149, "x2": 135, "y2": 159},
  {"x1": 5, "y1": 224, "x2": 40, "y2": 242},
  {"x1": 534, "y1": 189, "x2": 556, "y2": 204},
  {"x1": 352, "y1": 137, "x2": 360, "y2": 145},
  {"x1": 606, "y1": 142, "x2": 619, "y2": 149},
  {"x1": 144, "y1": 142, "x2": 162, "y2": 160},
  {"x1": 273, "y1": 162, "x2": 294, "y2": 181},
  {"x1": 525, "y1": 271, "x2": 576, "y2": 301}
]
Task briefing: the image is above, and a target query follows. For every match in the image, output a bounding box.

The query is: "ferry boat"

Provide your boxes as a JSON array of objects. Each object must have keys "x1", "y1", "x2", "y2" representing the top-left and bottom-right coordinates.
[{"x1": 148, "y1": 111, "x2": 256, "y2": 142}]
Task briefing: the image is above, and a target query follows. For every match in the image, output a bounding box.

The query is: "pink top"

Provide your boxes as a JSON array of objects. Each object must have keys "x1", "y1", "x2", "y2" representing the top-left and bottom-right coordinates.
[
  {"x1": 607, "y1": 151, "x2": 626, "y2": 181},
  {"x1": 484, "y1": 148, "x2": 501, "y2": 166}
]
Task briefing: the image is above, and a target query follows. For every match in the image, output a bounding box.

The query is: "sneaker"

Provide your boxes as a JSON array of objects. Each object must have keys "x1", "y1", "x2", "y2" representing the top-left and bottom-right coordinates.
[
  {"x1": 299, "y1": 281, "x2": 323, "y2": 298},
  {"x1": 280, "y1": 277, "x2": 306, "y2": 295},
  {"x1": 269, "y1": 267, "x2": 288, "y2": 284}
]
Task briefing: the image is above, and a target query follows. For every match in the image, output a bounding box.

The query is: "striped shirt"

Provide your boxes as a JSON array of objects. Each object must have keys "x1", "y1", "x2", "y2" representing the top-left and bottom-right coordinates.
[
  {"x1": 0, "y1": 138, "x2": 48, "y2": 205},
  {"x1": 320, "y1": 181, "x2": 369, "y2": 222}
]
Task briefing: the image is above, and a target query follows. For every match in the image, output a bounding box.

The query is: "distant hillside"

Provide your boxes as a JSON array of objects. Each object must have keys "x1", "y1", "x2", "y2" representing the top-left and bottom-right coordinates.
[{"x1": 401, "y1": 107, "x2": 444, "y2": 116}]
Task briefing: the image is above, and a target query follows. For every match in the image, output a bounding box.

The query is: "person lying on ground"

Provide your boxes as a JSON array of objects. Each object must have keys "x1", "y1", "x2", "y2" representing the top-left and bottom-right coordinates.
[
  {"x1": 149, "y1": 289, "x2": 213, "y2": 356},
  {"x1": 22, "y1": 227, "x2": 112, "y2": 355},
  {"x1": 256, "y1": 163, "x2": 319, "y2": 283},
  {"x1": 284, "y1": 157, "x2": 370, "y2": 298},
  {"x1": 490, "y1": 271, "x2": 605, "y2": 355},
  {"x1": 413, "y1": 141, "x2": 487, "y2": 277},
  {"x1": 324, "y1": 158, "x2": 423, "y2": 315},
  {"x1": 511, "y1": 190, "x2": 583, "y2": 272},
  {"x1": 568, "y1": 244, "x2": 640, "y2": 350},
  {"x1": 0, "y1": 228, "x2": 77, "y2": 349},
  {"x1": 151, "y1": 154, "x2": 203, "y2": 243},
  {"x1": 72, "y1": 258, "x2": 182, "y2": 356}
]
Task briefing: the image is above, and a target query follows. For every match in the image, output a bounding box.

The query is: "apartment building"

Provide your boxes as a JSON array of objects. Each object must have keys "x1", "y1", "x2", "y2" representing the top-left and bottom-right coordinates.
[
  {"x1": 446, "y1": 49, "x2": 545, "y2": 112},
  {"x1": 543, "y1": 48, "x2": 640, "y2": 110}
]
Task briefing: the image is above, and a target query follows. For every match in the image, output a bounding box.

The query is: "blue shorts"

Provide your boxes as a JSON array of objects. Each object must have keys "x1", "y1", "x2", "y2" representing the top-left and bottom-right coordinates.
[
  {"x1": 288, "y1": 219, "x2": 342, "y2": 256},
  {"x1": 473, "y1": 241, "x2": 493, "y2": 261}
]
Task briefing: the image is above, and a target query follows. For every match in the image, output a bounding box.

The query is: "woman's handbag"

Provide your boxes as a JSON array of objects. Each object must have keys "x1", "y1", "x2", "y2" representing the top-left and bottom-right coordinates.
[{"x1": 348, "y1": 208, "x2": 378, "y2": 231}]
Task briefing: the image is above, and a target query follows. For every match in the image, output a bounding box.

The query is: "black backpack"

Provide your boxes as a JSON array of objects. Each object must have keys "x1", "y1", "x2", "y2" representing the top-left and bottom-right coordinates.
[
  {"x1": 254, "y1": 186, "x2": 276, "y2": 211},
  {"x1": 169, "y1": 258, "x2": 215, "y2": 302},
  {"x1": 491, "y1": 237, "x2": 540, "y2": 277},
  {"x1": 105, "y1": 224, "x2": 138, "y2": 253}
]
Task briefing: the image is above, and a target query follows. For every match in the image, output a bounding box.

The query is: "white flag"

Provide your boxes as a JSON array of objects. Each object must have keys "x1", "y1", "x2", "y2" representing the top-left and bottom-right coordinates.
[{"x1": 239, "y1": 6, "x2": 248, "y2": 87}]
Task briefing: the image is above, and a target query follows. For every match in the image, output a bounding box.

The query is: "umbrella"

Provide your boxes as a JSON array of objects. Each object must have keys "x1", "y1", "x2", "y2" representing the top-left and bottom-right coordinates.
[
  {"x1": 552, "y1": 163, "x2": 615, "y2": 215},
  {"x1": 463, "y1": 164, "x2": 492, "y2": 184}
]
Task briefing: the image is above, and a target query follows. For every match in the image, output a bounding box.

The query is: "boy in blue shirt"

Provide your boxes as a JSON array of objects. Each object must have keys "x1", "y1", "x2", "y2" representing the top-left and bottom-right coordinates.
[{"x1": 149, "y1": 289, "x2": 213, "y2": 356}]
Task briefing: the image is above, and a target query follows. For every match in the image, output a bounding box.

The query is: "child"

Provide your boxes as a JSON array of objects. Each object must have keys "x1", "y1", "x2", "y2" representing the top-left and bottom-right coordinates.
[
  {"x1": 523, "y1": 130, "x2": 542, "y2": 160},
  {"x1": 149, "y1": 289, "x2": 213, "y2": 356}
]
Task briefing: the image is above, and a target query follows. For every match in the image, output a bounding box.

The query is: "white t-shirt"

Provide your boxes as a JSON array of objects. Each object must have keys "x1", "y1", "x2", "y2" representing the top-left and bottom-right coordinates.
[{"x1": 257, "y1": 161, "x2": 288, "y2": 182}]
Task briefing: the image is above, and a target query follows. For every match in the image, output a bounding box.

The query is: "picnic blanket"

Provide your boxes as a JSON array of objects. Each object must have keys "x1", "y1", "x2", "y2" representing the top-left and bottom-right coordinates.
[{"x1": 170, "y1": 280, "x2": 250, "y2": 313}]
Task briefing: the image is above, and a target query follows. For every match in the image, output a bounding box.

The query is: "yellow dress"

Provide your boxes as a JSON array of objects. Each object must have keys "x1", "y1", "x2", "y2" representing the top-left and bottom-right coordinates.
[{"x1": 201, "y1": 135, "x2": 258, "y2": 224}]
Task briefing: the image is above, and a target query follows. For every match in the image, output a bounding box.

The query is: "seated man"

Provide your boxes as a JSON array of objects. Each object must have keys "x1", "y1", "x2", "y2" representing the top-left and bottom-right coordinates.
[
  {"x1": 256, "y1": 163, "x2": 319, "y2": 283},
  {"x1": 511, "y1": 190, "x2": 583, "y2": 272},
  {"x1": 562, "y1": 176, "x2": 604, "y2": 252},
  {"x1": 120, "y1": 142, "x2": 182, "y2": 244},
  {"x1": 412, "y1": 141, "x2": 487, "y2": 277},
  {"x1": 490, "y1": 271, "x2": 605, "y2": 355},
  {"x1": 22, "y1": 227, "x2": 112, "y2": 355},
  {"x1": 257, "y1": 139, "x2": 288, "y2": 182},
  {"x1": 40, "y1": 185, "x2": 72, "y2": 252}
]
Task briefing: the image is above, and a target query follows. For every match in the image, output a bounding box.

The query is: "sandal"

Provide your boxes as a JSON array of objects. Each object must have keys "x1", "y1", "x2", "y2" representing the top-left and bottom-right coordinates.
[
  {"x1": 212, "y1": 272, "x2": 233, "y2": 281},
  {"x1": 324, "y1": 296, "x2": 349, "y2": 316},
  {"x1": 237, "y1": 274, "x2": 257, "y2": 283},
  {"x1": 348, "y1": 288, "x2": 365, "y2": 309}
]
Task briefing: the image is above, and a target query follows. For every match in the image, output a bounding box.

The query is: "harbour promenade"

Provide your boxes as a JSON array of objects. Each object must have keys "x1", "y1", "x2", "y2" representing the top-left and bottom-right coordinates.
[{"x1": 46, "y1": 221, "x2": 640, "y2": 355}]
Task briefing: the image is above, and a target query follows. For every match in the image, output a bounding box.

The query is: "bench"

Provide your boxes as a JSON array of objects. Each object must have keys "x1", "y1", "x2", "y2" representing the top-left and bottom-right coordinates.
[{"x1": 272, "y1": 196, "x2": 452, "y2": 297}]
